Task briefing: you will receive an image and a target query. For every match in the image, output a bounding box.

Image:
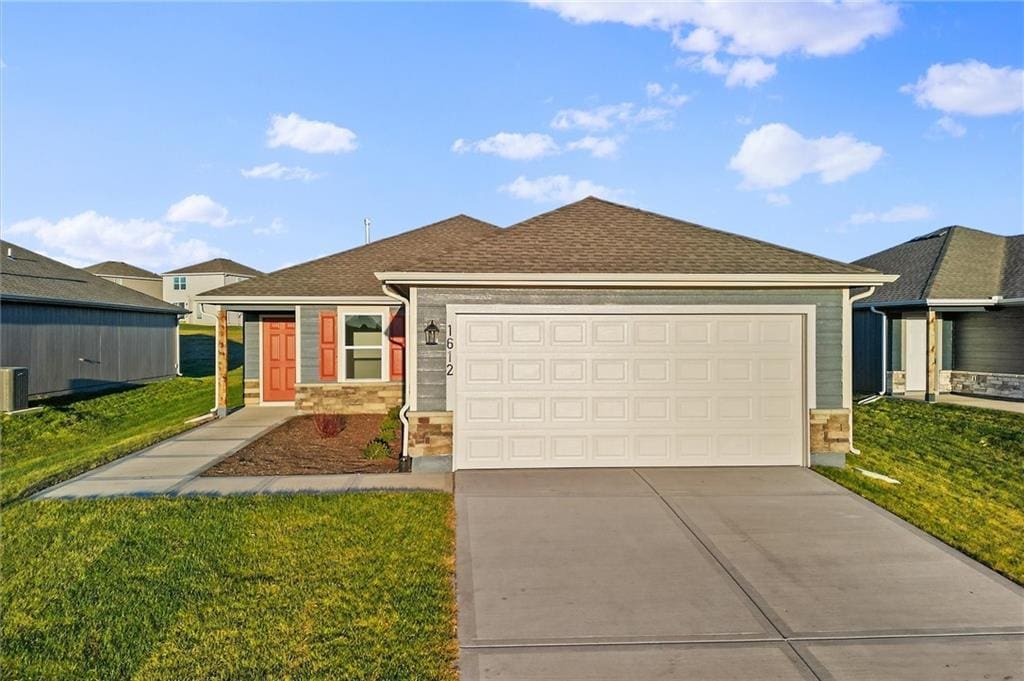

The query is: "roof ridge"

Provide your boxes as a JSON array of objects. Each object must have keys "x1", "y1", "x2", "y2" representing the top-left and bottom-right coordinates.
[{"x1": 919, "y1": 226, "x2": 956, "y2": 299}]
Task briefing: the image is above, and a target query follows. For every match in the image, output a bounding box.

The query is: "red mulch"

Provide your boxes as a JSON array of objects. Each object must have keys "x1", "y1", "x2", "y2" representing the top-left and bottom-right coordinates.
[{"x1": 203, "y1": 414, "x2": 400, "y2": 476}]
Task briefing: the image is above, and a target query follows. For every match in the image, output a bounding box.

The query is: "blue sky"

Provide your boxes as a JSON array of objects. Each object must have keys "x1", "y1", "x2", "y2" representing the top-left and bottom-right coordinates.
[{"x1": 3, "y1": 2, "x2": 1022, "y2": 274}]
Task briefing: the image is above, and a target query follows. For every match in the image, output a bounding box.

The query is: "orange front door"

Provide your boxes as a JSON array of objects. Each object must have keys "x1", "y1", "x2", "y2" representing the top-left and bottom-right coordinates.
[{"x1": 263, "y1": 318, "x2": 296, "y2": 402}]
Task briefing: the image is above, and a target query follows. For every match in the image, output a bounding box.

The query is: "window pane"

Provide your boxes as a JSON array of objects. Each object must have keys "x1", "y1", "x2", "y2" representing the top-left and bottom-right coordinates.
[
  {"x1": 346, "y1": 348, "x2": 382, "y2": 380},
  {"x1": 345, "y1": 315, "x2": 382, "y2": 346}
]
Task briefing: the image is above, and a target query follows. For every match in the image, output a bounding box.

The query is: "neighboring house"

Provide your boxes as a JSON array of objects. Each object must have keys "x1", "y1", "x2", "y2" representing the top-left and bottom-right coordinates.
[
  {"x1": 198, "y1": 197, "x2": 894, "y2": 472},
  {"x1": 162, "y1": 258, "x2": 263, "y2": 325},
  {"x1": 84, "y1": 261, "x2": 163, "y2": 299},
  {"x1": 852, "y1": 226, "x2": 1023, "y2": 402},
  {"x1": 0, "y1": 241, "x2": 184, "y2": 399}
]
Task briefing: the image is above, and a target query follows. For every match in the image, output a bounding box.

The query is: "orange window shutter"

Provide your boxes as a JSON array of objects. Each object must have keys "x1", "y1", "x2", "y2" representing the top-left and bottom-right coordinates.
[
  {"x1": 319, "y1": 311, "x2": 337, "y2": 381},
  {"x1": 389, "y1": 310, "x2": 405, "y2": 381}
]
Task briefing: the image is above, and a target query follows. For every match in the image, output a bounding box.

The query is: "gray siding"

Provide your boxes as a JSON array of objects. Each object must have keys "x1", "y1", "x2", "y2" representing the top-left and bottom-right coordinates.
[
  {"x1": 941, "y1": 317, "x2": 954, "y2": 371},
  {"x1": 852, "y1": 308, "x2": 883, "y2": 394},
  {"x1": 243, "y1": 312, "x2": 260, "y2": 380},
  {"x1": 950, "y1": 308, "x2": 1024, "y2": 374},
  {"x1": 299, "y1": 305, "x2": 333, "y2": 384},
  {"x1": 0, "y1": 301, "x2": 177, "y2": 397},
  {"x1": 414, "y1": 287, "x2": 846, "y2": 411}
]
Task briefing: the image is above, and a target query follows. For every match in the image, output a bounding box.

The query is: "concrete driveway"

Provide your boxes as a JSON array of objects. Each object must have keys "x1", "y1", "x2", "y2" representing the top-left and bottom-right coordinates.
[{"x1": 455, "y1": 467, "x2": 1024, "y2": 680}]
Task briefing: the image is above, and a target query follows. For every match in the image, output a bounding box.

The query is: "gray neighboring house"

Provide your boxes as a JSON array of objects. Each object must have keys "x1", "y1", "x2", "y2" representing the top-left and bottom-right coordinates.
[
  {"x1": 84, "y1": 261, "x2": 163, "y2": 299},
  {"x1": 0, "y1": 241, "x2": 184, "y2": 399},
  {"x1": 163, "y1": 258, "x2": 263, "y2": 326},
  {"x1": 852, "y1": 226, "x2": 1023, "y2": 401},
  {"x1": 199, "y1": 198, "x2": 895, "y2": 472}
]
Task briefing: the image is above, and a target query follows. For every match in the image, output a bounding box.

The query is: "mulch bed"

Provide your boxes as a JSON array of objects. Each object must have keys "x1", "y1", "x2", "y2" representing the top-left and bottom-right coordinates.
[{"x1": 203, "y1": 414, "x2": 400, "y2": 476}]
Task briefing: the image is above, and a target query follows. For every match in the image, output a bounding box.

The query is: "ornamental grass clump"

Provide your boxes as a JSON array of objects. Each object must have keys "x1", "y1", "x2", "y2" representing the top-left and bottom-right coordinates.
[
  {"x1": 363, "y1": 437, "x2": 391, "y2": 460},
  {"x1": 312, "y1": 412, "x2": 345, "y2": 439}
]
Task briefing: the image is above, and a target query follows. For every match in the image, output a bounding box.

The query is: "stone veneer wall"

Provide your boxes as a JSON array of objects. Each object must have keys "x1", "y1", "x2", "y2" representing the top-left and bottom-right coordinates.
[
  {"x1": 407, "y1": 411, "x2": 453, "y2": 457},
  {"x1": 939, "y1": 370, "x2": 952, "y2": 394},
  {"x1": 949, "y1": 371, "x2": 1024, "y2": 400},
  {"x1": 809, "y1": 408, "x2": 851, "y2": 455},
  {"x1": 886, "y1": 370, "x2": 907, "y2": 394},
  {"x1": 294, "y1": 382, "x2": 403, "y2": 414},
  {"x1": 243, "y1": 379, "x2": 260, "y2": 406}
]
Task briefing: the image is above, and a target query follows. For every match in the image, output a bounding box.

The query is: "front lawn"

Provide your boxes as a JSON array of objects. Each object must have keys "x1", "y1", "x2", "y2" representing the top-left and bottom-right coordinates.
[
  {"x1": 1, "y1": 493, "x2": 457, "y2": 680},
  {"x1": 816, "y1": 398, "x2": 1024, "y2": 584},
  {"x1": 0, "y1": 325, "x2": 242, "y2": 505}
]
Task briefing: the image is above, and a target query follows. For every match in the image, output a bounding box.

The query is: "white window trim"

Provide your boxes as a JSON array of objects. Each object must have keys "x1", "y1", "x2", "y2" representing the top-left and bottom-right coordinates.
[
  {"x1": 338, "y1": 306, "x2": 390, "y2": 382},
  {"x1": 173, "y1": 275, "x2": 187, "y2": 291}
]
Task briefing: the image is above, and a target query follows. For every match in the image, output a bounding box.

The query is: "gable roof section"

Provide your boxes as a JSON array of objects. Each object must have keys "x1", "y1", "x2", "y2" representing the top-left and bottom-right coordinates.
[
  {"x1": 165, "y1": 258, "x2": 263, "y2": 277},
  {"x1": 384, "y1": 197, "x2": 881, "y2": 280},
  {"x1": 85, "y1": 260, "x2": 161, "y2": 280},
  {"x1": 0, "y1": 241, "x2": 183, "y2": 314},
  {"x1": 198, "y1": 215, "x2": 500, "y2": 299},
  {"x1": 855, "y1": 226, "x2": 1020, "y2": 304}
]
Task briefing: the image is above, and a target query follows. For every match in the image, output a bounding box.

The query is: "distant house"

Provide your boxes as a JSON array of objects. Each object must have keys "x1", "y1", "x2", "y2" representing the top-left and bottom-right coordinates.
[
  {"x1": 0, "y1": 241, "x2": 184, "y2": 399},
  {"x1": 84, "y1": 261, "x2": 163, "y2": 299},
  {"x1": 852, "y1": 226, "x2": 1023, "y2": 401},
  {"x1": 162, "y1": 258, "x2": 263, "y2": 326}
]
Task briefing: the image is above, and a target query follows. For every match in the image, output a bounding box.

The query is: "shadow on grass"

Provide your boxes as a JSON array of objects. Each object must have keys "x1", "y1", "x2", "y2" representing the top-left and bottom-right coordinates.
[{"x1": 180, "y1": 331, "x2": 244, "y2": 378}]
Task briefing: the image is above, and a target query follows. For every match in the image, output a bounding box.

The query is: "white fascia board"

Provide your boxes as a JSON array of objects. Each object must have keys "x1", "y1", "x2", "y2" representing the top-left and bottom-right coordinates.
[
  {"x1": 193, "y1": 295, "x2": 395, "y2": 305},
  {"x1": 854, "y1": 296, "x2": 1001, "y2": 308},
  {"x1": 375, "y1": 271, "x2": 899, "y2": 287}
]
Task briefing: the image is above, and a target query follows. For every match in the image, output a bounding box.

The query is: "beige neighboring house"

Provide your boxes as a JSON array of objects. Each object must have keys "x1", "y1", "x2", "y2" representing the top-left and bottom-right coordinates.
[
  {"x1": 84, "y1": 261, "x2": 163, "y2": 299},
  {"x1": 162, "y1": 258, "x2": 263, "y2": 325}
]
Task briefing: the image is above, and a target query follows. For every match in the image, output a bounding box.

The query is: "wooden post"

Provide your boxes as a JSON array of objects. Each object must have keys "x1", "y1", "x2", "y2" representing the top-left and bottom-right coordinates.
[
  {"x1": 926, "y1": 309, "x2": 938, "y2": 403},
  {"x1": 216, "y1": 309, "x2": 229, "y2": 416}
]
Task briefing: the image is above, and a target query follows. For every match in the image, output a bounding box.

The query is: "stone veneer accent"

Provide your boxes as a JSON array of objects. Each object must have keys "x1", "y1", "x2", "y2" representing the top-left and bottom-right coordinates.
[
  {"x1": 939, "y1": 370, "x2": 952, "y2": 394},
  {"x1": 243, "y1": 379, "x2": 260, "y2": 406},
  {"x1": 294, "y1": 382, "x2": 403, "y2": 414},
  {"x1": 408, "y1": 411, "x2": 453, "y2": 457},
  {"x1": 949, "y1": 371, "x2": 1024, "y2": 400},
  {"x1": 886, "y1": 370, "x2": 906, "y2": 395},
  {"x1": 809, "y1": 408, "x2": 851, "y2": 456}
]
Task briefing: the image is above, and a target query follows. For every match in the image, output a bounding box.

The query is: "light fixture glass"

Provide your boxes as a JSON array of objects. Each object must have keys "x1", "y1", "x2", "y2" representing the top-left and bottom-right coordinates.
[{"x1": 424, "y1": 320, "x2": 440, "y2": 346}]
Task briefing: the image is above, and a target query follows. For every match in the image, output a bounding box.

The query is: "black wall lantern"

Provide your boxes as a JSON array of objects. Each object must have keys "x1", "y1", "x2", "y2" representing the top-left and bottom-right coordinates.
[{"x1": 424, "y1": 320, "x2": 440, "y2": 346}]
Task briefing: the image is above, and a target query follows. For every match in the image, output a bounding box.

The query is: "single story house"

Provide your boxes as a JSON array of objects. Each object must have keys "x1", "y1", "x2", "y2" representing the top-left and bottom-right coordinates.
[
  {"x1": 198, "y1": 198, "x2": 895, "y2": 472},
  {"x1": 84, "y1": 261, "x2": 163, "y2": 299},
  {"x1": 0, "y1": 241, "x2": 184, "y2": 399},
  {"x1": 852, "y1": 225, "x2": 1023, "y2": 401},
  {"x1": 163, "y1": 258, "x2": 263, "y2": 326}
]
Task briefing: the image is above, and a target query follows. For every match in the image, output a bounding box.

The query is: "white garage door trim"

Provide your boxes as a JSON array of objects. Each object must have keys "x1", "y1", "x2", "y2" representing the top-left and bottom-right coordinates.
[{"x1": 447, "y1": 304, "x2": 817, "y2": 470}]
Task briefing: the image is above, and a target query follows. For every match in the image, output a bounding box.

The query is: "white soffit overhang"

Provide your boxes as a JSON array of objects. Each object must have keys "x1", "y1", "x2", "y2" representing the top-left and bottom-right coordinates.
[{"x1": 374, "y1": 271, "x2": 900, "y2": 288}]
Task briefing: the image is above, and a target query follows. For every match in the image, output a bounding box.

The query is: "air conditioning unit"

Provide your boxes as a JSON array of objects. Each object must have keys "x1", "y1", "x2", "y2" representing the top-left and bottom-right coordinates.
[{"x1": 0, "y1": 367, "x2": 29, "y2": 413}]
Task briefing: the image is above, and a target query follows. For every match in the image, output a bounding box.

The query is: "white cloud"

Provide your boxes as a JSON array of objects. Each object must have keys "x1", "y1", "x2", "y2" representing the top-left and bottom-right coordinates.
[
  {"x1": 531, "y1": 1, "x2": 900, "y2": 57},
  {"x1": 725, "y1": 57, "x2": 777, "y2": 88},
  {"x1": 253, "y1": 218, "x2": 286, "y2": 236},
  {"x1": 266, "y1": 113, "x2": 357, "y2": 154},
  {"x1": 451, "y1": 132, "x2": 559, "y2": 160},
  {"x1": 736, "y1": 115, "x2": 753, "y2": 126},
  {"x1": 645, "y1": 81, "x2": 690, "y2": 107},
  {"x1": 6, "y1": 211, "x2": 221, "y2": 270},
  {"x1": 729, "y1": 123, "x2": 884, "y2": 189},
  {"x1": 765, "y1": 192, "x2": 791, "y2": 206},
  {"x1": 550, "y1": 102, "x2": 671, "y2": 131},
  {"x1": 901, "y1": 60, "x2": 1024, "y2": 116},
  {"x1": 500, "y1": 175, "x2": 624, "y2": 203},
  {"x1": 849, "y1": 204, "x2": 931, "y2": 225},
  {"x1": 241, "y1": 162, "x2": 321, "y2": 181},
  {"x1": 930, "y1": 115, "x2": 966, "y2": 139},
  {"x1": 165, "y1": 194, "x2": 244, "y2": 228},
  {"x1": 567, "y1": 135, "x2": 621, "y2": 159},
  {"x1": 645, "y1": 82, "x2": 664, "y2": 98}
]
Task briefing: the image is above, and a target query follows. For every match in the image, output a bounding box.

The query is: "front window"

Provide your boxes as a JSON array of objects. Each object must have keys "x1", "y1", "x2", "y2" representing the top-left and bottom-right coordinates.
[
  {"x1": 173, "y1": 276, "x2": 187, "y2": 290},
  {"x1": 344, "y1": 314, "x2": 383, "y2": 380}
]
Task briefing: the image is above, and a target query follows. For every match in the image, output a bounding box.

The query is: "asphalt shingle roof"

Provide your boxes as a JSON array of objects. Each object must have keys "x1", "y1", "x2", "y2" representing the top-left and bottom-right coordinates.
[
  {"x1": 854, "y1": 226, "x2": 1022, "y2": 303},
  {"x1": 199, "y1": 215, "x2": 500, "y2": 299},
  {"x1": 165, "y1": 258, "x2": 263, "y2": 277},
  {"x1": 84, "y1": 261, "x2": 161, "y2": 279},
  {"x1": 401, "y1": 197, "x2": 877, "y2": 275},
  {"x1": 0, "y1": 241, "x2": 183, "y2": 314}
]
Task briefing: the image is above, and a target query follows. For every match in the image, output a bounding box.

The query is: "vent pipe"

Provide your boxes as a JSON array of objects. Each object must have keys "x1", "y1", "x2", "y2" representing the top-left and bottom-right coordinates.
[{"x1": 364, "y1": 217, "x2": 372, "y2": 244}]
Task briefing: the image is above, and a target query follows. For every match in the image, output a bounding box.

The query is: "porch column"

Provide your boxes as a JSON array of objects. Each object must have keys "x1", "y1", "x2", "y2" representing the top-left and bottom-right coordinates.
[
  {"x1": 926, "y1": 309, "x2": 938, "y2": 402},
  {"x1": 215, "y1": 308, "x2": 229, "y2": 416}
]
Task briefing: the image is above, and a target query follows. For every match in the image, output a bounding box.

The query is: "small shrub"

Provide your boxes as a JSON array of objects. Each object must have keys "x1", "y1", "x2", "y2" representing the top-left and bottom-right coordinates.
[
  {"x1": 312, "y1": 412, "x2": 345, "y2": 439},
  {"x1": 363, "y1": 437, "x2": 391, "y2": 460}
]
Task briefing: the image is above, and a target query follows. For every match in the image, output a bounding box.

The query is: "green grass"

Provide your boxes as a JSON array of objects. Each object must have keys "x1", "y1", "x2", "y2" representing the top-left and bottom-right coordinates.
[
  {"x1": 0, "y1": 325, "x2": 242, "y2": 505},
  {"x1": 1, "y1": 493, "x2": 457, "y2": 680},
  {"x1": 816, "y1": 398, "x2": 1024, "y2": 584}
]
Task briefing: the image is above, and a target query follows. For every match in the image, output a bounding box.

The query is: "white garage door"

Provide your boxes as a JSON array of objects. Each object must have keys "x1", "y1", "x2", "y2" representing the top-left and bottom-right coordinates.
[{"x1": 454, "y1": 312, "x2": 806, "y2": 469}]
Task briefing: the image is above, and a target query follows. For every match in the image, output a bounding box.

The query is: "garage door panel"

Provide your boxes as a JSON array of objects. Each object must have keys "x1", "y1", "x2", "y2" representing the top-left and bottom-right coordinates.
[{"x1": 456, "y1": 313, "x2": 805, "y2": 469}]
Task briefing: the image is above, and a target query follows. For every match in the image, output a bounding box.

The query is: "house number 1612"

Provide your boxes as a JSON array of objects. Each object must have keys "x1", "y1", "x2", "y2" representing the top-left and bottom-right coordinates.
[{"x1": 445, "y1": 324, "x2": 454, "y2": 376}]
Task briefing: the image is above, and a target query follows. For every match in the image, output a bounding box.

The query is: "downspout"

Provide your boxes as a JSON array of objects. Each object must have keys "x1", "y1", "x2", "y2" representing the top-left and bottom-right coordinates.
[
  {"x1": 381, "y1": 282, "x2": 411, "y2": 467},
  {"x1": 847, "y1": 287, "x2": 876, "y2": 456}
]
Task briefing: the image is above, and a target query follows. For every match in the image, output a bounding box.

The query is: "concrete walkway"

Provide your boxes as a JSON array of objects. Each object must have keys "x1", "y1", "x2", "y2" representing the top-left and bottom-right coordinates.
[
  {"x1": 456, "y1": 467, "x2": 1024, "y2": 680},
  {"x1": 899, "y1": 391, "x2": 1024, "y2": 414},
  {"x1": 34, "y1": 406, "x2": 451, "y2": 499}
]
